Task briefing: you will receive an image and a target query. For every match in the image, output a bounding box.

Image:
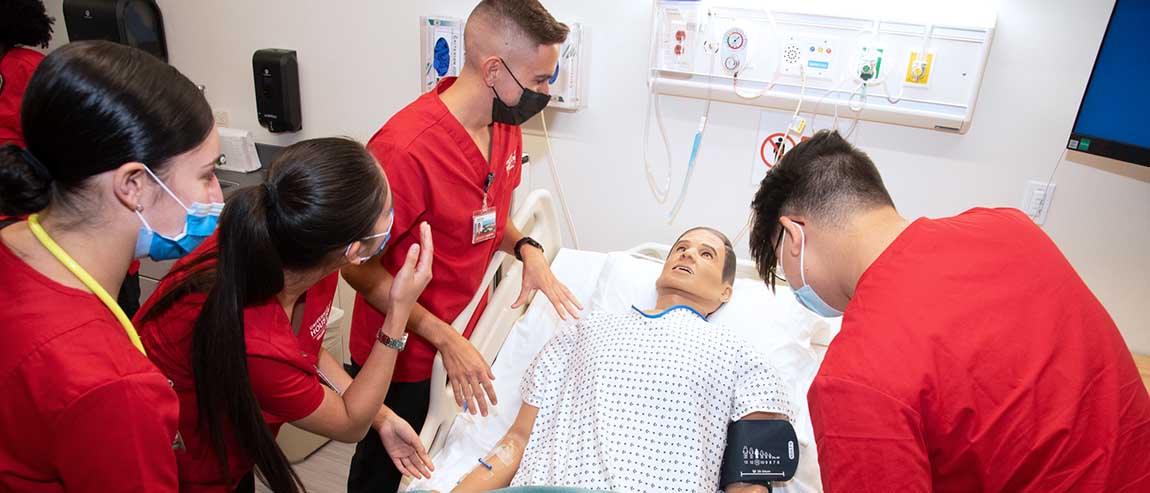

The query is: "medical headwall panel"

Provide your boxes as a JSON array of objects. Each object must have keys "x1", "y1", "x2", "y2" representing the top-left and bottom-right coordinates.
[
  {"x1": 650, "y1": 1, "x2": 996, "y2": 133},
  {"x1": 549, "y1": 23, "x2": 587, "y2": 110}
]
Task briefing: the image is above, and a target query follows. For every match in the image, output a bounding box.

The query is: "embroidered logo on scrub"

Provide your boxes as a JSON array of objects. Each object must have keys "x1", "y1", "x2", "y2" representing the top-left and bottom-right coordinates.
[
  {"x1": 505, "y1": 153, "x2": 517, "y2": 174},
  {"x1": 309, "y1": 304, "x2": 332, "y2": 341}
]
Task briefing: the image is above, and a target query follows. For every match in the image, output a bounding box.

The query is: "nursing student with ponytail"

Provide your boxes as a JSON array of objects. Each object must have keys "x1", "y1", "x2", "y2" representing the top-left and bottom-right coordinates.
[
  {"x1": 0, "y1": 41, "x2": 223, "y2": 491},
  {"x1": 135, "y1": 138, "x2": 436, "y2": 493}
]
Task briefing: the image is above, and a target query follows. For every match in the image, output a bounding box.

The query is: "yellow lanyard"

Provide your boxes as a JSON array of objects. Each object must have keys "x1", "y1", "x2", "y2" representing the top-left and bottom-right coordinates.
[{"x1": 27, "y1": 214, "x2": 147, "y2": 356}]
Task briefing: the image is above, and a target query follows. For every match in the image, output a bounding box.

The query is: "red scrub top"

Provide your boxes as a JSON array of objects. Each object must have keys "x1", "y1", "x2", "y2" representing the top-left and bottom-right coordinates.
[
  {"x1": 0, "y1": 47, "x2": 44, "y2": 148},
  {"x1": 135, "y1": 234, "x2": 337, "y2": 492},
  {"x1": 0, "y1": 232, "x2": 180, "y2": 491},
  {"x1": 350, "y1": 77, "x2": 523, "y2": 381},
  {"x1": 809, "y1": 208, "x2": 1150, "y2": 492}
]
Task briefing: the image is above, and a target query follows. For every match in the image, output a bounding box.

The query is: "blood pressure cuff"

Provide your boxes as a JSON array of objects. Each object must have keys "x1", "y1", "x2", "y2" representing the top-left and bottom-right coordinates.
[{"x1": 720, "y1": 419, "x2": 799, "y2": 489}]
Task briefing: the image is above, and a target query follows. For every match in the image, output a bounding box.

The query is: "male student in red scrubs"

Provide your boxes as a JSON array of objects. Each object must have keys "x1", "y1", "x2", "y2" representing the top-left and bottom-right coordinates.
[
  {"x1": 340, "y1": 1, "x2": 583, "y2": 491},
  {"x1": 748, "y1": 130, "x2": 1150, "y2": 492}
]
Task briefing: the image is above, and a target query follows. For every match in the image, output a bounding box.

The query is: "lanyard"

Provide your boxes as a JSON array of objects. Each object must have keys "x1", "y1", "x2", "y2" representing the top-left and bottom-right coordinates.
[{"x1": 27, "y1": 214, "x2": 147, "y2": 356}]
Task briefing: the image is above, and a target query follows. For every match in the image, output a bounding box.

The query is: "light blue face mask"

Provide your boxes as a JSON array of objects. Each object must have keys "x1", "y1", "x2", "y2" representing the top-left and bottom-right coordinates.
[
  {"x1": 785, "y1": 224, "x2": 844, "y2": 318},
  {"x1": 345, "y1": 209, "x2": 394, "y2": 264},
  {"x1": 133, "y1": 166, "x2": 223, "y2": 261}
]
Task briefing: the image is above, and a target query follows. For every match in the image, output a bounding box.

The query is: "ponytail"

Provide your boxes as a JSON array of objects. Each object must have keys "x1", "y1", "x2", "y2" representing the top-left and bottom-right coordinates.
[{"x1": 191, "y1": 185, "x2": 304, "y2": 492}]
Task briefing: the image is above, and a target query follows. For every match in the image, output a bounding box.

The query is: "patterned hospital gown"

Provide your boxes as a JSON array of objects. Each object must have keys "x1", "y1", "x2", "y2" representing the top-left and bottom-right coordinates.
[{"x1": 511, "y1": 306, "x2": 793, "y2": 493}]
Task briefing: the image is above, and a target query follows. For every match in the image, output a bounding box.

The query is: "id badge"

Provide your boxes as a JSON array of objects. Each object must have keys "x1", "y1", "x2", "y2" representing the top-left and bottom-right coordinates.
[{"x1": 472, "y1": 207, "x2": 497, "y2": 244}]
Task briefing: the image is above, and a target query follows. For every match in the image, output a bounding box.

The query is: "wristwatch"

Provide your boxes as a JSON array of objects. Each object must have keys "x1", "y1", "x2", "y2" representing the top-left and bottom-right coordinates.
[
  {"x1": 377, "y1": 330, "x2": 408, "y2": 351},
  {"x1": 514, "y1": 236, "x2": 544, "y2": 261}
]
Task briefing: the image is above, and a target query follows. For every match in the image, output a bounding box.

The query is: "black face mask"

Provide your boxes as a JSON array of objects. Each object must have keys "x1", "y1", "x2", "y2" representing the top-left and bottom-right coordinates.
[{"x1": 491, "y1": 58, "x2": 550, "y2": 126}]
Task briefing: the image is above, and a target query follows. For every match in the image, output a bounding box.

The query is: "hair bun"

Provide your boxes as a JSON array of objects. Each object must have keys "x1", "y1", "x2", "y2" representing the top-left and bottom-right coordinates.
[{"x1": 0, "y1": 145, "x2": 53, "y2": 215}]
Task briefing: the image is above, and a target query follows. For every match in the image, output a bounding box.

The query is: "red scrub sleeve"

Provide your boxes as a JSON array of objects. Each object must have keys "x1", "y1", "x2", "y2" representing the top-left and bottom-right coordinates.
[
  {"x1": 374, "y1": 145, "x2": 431, "y2": 248},
  {"x1": 51, "y1": 373, "x2": 181, "y2": 492},
  {"x1": 247, "y1": 356, "x2": 326, "y2": 423},
  {"x1": 808, "y1": 375, "x2": 933, "y2": 493}
]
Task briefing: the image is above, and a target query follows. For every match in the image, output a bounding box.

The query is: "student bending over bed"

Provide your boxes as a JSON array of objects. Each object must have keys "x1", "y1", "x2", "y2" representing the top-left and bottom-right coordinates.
[{"x1": 450, "y1": 227, "x2": 795, "y2": 493}]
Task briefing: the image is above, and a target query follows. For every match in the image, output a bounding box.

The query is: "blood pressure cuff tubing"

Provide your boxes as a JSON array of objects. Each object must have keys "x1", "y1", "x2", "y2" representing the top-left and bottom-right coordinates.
[{"x1": 720, "y1": 419, "x2": 799, "y2": 490}]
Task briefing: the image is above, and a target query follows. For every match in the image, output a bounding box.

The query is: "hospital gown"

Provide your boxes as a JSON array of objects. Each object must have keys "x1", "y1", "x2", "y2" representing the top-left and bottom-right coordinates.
[{"x1": 512, "y1": 306, "x2": 793, "y2": 493}]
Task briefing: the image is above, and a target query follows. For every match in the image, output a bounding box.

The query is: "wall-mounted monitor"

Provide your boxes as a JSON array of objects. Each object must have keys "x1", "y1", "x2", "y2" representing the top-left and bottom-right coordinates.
[{"x1": 1068, "y1": 0, "x2": 1149, "y2": 167}]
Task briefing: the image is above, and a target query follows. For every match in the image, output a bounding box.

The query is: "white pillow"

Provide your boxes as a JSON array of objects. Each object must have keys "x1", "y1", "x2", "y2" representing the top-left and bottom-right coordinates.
[{"x1": 587, "y1": 252, "x2": 661, "y2": 312}]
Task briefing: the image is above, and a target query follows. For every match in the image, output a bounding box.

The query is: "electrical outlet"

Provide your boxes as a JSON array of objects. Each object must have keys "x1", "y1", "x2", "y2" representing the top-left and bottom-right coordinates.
[
  {"x1": 212, "y1": 110, "x2": 231, "y2": 127},
  {"x1": 1022, "y1": 180, "x2": 1056, "y2": 225}
]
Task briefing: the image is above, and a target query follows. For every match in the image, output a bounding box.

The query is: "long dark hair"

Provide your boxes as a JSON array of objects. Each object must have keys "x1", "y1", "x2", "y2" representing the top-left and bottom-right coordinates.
[
  {"x1": 0, "y1": 40, "x2": 212, "y2": 217},
  {"x1": 137, "y1": 138, "x2": 388, "y2": 492},
  {"x1": 0, "y1": 0, "x2": 55, "y2": 51}
]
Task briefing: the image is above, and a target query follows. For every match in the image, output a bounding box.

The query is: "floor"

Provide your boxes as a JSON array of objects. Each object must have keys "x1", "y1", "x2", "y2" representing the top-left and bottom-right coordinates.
[
  {"x1": 256, "y1": 441, "x2": 355, "y2": 493},
  {"x1": 1134, "y1": 353, "x2": 1150, "y2": 394}
]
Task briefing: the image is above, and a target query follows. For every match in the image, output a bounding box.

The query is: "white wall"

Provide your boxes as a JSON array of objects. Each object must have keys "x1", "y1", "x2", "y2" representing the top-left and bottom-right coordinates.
[{"x1": 45, "y1": 0, "x2": 1150, "y2": 353}]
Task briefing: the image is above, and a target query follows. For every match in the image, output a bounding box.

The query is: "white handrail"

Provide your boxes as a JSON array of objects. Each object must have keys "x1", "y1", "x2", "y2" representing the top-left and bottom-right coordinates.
[{"x1": 419, "y1": 190, "x2": 563, "y2": 453}]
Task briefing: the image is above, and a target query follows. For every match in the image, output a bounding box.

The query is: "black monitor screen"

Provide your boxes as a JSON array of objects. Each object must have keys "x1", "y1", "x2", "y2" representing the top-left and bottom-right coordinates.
[{"x1": 1068, "y1": 0, "x2": 1150, "y2": 167}]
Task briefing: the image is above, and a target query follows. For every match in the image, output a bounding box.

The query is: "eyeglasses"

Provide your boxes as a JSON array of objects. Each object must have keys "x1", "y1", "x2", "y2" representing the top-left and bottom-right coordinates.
[{"x1": 346, "y1": 209, "x2": 394, "y2": 263}]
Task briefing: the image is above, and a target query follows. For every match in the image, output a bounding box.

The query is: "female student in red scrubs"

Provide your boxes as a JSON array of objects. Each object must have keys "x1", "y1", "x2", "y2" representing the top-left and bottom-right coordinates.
[
  {"x1": 0, "y1": 2, "x2": 147, "y2": 319},
  {"x1": 0, "y1": 41, "x2": 221, "y2": 492},
  {"x1": 134, "y1": 138, "x2": 435, "y2": 493}
]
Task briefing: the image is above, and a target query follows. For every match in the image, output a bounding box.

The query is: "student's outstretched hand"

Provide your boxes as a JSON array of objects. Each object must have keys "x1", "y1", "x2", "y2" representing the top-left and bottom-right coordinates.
[
  {"x1": 378, "y1": 408, "x2": 434, "y2": 480},
  {"x1": 441, "y1": 332, "x2": 497, "y2": 416},
  {"x1": 513, "y1": 245, "x2": 583, "y2": 321}
]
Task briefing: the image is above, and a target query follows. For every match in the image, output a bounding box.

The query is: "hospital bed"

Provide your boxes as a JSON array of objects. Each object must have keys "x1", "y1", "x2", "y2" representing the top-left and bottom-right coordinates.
[{"x1": 405, "y1": 190, "x2": 840, "y2": 493}]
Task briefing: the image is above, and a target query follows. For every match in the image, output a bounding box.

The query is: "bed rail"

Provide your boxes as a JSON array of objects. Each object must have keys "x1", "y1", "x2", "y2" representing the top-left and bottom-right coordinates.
[{"x1": 419, "y1": 190, "x2": 563, "y2": 454}]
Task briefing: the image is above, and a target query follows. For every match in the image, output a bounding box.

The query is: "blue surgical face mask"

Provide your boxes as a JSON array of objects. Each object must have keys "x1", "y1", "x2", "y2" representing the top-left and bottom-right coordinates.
[
  {"x1": 345, "y1": 209, "x2": 394, "y2": 264},
  {"x1": 133, "y1": 166, "x2": 223, "y2": 261},
  {"x1": 785, "y1": 225, "x2": 844, "y2": 318}
]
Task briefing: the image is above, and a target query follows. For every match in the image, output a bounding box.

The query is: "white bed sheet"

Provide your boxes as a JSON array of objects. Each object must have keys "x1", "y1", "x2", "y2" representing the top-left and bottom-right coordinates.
[{"x1": 407, "y1": 249, "x2": 833, "y2": 493}]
